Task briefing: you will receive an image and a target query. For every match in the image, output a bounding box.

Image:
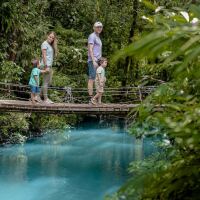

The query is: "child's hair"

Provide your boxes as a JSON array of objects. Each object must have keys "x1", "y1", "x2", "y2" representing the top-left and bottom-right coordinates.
[
  {"x1": 31, "y1": 59, "x2": 39, "y2": 68},
  {"x1": 98, "y1": 57, "x2": 107, "y2": 66}
]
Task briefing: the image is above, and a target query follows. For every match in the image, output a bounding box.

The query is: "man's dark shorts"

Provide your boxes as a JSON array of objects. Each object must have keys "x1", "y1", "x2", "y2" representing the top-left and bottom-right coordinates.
[{"x1": 88, "y1": 61, "x2": 96, "y2": 80}]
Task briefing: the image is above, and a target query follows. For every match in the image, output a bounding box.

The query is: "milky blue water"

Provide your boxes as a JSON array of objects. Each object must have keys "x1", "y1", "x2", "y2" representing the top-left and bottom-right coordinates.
[{"x1": 0, "y1": 123, "x2": 157, "y2": 200}]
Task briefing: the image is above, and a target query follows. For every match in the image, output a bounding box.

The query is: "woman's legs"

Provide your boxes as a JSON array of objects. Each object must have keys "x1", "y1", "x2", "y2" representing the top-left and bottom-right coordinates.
[{"x1": 41, "y1": 68, "x2": 53, "y2": 101}]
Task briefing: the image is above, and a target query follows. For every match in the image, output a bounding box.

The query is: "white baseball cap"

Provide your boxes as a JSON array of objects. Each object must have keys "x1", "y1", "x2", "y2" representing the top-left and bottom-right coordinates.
[{"x1": 94, "y1": 22, "x2": 103, "y2": 27}]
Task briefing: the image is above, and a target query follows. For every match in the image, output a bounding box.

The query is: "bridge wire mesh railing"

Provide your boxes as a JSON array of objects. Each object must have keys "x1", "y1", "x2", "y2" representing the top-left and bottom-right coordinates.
[{"x1": 0, "y1": 82, "x2": 157, "y2": 104}]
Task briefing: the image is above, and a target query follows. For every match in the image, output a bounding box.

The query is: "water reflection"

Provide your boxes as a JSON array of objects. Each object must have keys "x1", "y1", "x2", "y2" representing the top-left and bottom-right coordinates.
[{"x1": 0, "y1": 122, "x2": 157, "y2": 200}]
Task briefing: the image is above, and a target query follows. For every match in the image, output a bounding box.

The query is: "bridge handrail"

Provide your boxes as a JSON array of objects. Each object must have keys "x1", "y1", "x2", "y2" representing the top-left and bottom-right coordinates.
[{"x1": 0, "y1": 82, "x2": 157, "y2": 92}]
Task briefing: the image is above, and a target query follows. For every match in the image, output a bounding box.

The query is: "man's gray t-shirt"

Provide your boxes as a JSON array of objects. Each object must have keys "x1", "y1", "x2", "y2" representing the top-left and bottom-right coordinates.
[
  {"x1": 41, "y1": 41, "x2": 54, "y2": 67},
  {"x1": 88, "y1": 32, "x2": 102, "y2": 62}
]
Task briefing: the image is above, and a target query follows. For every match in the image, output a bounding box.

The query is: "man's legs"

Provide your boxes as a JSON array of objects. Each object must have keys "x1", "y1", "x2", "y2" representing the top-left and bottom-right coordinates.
[
  {"x1": 88, "y1": 79, "x2": 94, "y2": 99},
  {"x1": 87, "y1": 61, "x2": 96, "y2": 101}
]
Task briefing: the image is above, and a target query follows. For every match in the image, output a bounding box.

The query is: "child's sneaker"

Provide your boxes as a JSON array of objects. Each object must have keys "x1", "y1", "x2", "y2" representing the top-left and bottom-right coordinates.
[
  {"x1": 91, "y1": 98, "x2": 97, "y2": 105},
  {"x1": 35, "y1": 96, "x2": 42, "y2": 103}
]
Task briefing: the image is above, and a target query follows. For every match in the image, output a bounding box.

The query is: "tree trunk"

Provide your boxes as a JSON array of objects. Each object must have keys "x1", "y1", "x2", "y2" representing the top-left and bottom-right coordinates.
[{"x1": 122, "y1": 0, "x2": 138, "y2": 86}]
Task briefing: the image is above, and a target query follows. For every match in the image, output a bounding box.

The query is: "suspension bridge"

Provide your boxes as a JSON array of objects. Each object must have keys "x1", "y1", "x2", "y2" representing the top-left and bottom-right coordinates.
[{"x1": 0, "y1": 82, "x2": 156, "y2": 115}]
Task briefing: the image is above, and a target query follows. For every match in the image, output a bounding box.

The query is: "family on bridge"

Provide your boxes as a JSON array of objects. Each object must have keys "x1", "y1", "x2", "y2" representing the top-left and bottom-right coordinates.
[{"x1": 29, "y1": 22, "x2": 107, "y2": 105}]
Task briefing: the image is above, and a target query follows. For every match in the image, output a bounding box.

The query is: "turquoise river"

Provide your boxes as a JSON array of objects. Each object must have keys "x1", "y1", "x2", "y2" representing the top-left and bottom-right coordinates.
[{"x1": 0, "y1": 122, "x2": 157, "y2": 200}]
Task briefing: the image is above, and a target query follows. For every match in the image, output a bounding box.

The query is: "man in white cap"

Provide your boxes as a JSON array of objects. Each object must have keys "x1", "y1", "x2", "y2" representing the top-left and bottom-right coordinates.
[{"x1": 87, "y1": 21, "x2": 103, "y2": 103}]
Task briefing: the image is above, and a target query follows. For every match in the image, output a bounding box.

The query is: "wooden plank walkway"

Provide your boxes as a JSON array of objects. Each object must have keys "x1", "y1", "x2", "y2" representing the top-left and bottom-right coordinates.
[{"x1": 0, "y1": 100, "x2": 138, "y2": 115}]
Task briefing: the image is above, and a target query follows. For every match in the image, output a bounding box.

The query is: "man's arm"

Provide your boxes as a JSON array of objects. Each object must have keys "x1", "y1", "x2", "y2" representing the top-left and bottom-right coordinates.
[{"x1": 88, "y1": 44, "x2": 98, "y2": 68}]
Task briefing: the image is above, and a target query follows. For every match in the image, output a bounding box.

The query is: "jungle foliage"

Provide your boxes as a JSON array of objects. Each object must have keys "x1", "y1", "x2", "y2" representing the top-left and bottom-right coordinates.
[
  {"x1": 0, "y1": 0, "x2": 139, "y2": 143},
  {"x1": 107, "y1": 0, "x2": 200, "y2": 199}
]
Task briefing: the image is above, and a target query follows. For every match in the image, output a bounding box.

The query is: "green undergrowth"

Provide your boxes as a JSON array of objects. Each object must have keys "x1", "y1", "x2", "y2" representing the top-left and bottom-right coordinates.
[{"x1": 0, "y1": 112, "x2": 79, "y2": 145}]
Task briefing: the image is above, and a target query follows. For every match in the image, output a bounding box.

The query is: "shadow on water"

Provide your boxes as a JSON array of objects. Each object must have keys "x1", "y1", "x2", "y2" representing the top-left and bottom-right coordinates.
[{"x1": 0, "y1": 116, "x2": 158, "y2": 200}]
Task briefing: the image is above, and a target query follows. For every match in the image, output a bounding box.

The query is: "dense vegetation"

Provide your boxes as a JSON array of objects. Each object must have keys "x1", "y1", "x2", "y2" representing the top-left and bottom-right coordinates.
[
  {"x1": 0, "y1": 0, "x2": 139, "y2": 143},
  {"x1": 107, "y1": 0, "x2": 200, "y2": 199},
  {"x1": 1, "y1": 0, "x2": 200, "y2": 199}
]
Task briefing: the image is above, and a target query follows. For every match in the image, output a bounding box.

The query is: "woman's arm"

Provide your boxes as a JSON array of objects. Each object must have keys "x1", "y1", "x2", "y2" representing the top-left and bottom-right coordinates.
[
  {"x1": 40, "y1": 69, "x2": 48, "y2": 73},
  {"x1": 42, "y1": 49, "x2": 47, "y2": 69}
]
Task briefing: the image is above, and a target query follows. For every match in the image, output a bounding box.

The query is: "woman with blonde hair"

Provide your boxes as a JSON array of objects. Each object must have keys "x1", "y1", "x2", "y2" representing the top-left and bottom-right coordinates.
[{"x1": 40, "y1": 31, "x2": 58, "y2": 104}]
